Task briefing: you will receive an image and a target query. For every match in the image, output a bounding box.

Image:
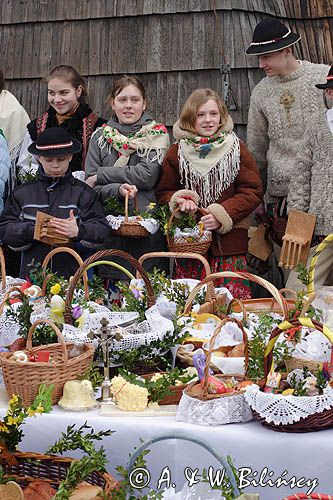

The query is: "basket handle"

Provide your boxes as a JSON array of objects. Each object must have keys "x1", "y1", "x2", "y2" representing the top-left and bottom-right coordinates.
[
  {"x1": 227, "y1": 298, "x2": 248, "y2": 322},
  {"x1": 64, "y1": 249, "x2": 156, "y2": 325},
  {"x1": 124, "y1": 191, "x2": 139, "y2": 222},
  {"x1": 268, "y1": 288, "x2": 297, "y2": 314},
  {"x1": 307, "y1": 233, "x2": 333, "y2": 295},
  {"x1": 26, "y1": 319, "x2": 68, "y2": 364},
  {"x1": 41, "y1": 247, "x2": 89, "y2": 300},
  {"x1": 0, "y1": 286, "x2": 27, "y2": 315},
  {"x1": 182, "y1": 271, "x2": 289, "y2": 319},
  {"x1": 263, "y1": 317, "x2": 333, "y2": 379},
  {"x1": 0, "y1": 247, "x2": 6, "y2": 291},
  {"x1": 126, "y1": 432, "x2": 240, "y2": 499},
  {"x1": 137, "y1": 251, "x2": 214, "y2": 302},
  {"x1": 202, "y1": 316, "x2": 248, "y2": 398}
]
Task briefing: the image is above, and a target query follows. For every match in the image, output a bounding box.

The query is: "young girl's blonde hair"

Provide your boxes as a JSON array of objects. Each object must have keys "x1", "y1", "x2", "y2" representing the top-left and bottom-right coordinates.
[{"x1": 179, "y1": 88, "x2": 228, "y2": 134}]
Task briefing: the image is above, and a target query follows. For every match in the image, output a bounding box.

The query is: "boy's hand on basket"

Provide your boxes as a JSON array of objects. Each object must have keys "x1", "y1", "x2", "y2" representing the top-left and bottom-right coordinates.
[
  {"x1": 177, "y1": 197, "x2": 197, "y2": 213},
  {"x1": 118, "y1": 183, "x2": 138, "y2": 198},
  {"x1": 200, "y1": 209, "x2": 221, "y2": 231},
  {"x1": 48, "y1": 210, "x2": 79, "y2": 238}
]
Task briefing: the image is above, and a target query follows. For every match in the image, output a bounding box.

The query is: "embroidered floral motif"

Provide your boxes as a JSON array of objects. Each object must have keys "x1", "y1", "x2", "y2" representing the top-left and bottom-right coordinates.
[{"x1": 280, "y1": 89, "x2": 295, "y2": 127}]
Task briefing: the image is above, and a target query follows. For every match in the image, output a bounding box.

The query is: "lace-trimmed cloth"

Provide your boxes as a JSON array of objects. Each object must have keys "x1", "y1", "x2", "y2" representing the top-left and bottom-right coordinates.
[
  {"x1": 96, "y1": 121, "x2": 170, "y2": 167},
  {"x1": 245, "y1": 383, "x2": 333, "y2": 425},
  {"x1": 176, "y1": 391, "x2": 252, "y2": 426}
]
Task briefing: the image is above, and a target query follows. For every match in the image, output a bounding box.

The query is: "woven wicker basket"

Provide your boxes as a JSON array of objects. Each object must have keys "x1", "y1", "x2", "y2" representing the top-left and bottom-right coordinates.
[
  {"x1": 166, "y1": 207, "x2": 212, "y2": 255},
  {"x1": 251, "y1": 317, "x2": 333, "y2": 432},
  {"x1": 64, "y1": 249, "x2": 156, "y2": 325},
  {"x1": 183, "y1": 271, "x2": 291, "y2": 319},
  {"x1": 0, "y1": 449, "x2": 117, "y2": 494},
  {"x1": 111, "y1": 192, "x2": 149, "y2": 238},
  {"x1": 0, "y1": 319, "x2": 94, "y2": 406},
  {"x1": 142, "y1": 372, "x2": 186, "y2": 405}
]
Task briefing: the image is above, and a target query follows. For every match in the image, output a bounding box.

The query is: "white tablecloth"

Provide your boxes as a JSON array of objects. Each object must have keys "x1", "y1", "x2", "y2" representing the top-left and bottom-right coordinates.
[{"x1": 0, "y1": 387, "x2": 332, "y2": 499}]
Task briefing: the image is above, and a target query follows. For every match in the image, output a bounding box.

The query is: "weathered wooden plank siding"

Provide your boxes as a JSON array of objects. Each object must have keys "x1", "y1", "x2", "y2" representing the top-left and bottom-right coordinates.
[{"x1": 2, "y1": 0, "x2": 332, "y2": 139}]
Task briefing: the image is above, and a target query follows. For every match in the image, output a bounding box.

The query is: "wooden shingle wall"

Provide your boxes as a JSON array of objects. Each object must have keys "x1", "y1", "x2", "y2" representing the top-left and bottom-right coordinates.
[{"x1": 2, "y1": 0, "x2": 332, "y2": 139}]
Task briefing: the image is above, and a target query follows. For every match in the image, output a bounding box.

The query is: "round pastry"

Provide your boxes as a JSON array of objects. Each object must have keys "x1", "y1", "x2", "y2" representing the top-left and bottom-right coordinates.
[
  {"x1": 0, "y1": 481, "x2": 24, "y2": 500},
  {"x1": 58, "y1": 380, "x2": 97, "y2": 410}
]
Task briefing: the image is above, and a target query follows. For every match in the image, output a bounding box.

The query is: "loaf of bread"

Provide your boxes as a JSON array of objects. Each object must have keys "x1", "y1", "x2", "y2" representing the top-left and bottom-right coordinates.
[{"x1": 23, "y1": 479, "x2": 56, "y2": 499}]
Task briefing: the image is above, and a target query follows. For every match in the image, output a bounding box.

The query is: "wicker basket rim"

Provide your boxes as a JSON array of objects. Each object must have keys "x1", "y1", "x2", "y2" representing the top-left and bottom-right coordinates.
[{"x1": 0, "y1": 342, "x2": 94, "y2": 367}]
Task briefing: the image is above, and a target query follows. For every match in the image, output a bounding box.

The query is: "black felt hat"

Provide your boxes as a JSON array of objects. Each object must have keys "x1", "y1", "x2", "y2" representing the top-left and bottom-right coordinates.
[
  {"x1": 316, "y1": 66, "x2": 333, "y2": 89},
  {"x1": 246, "y1": 18, "x2": 300, "y2": 55},
  {"x1": 28, "y1": 127, "x2": 82, "y2": 156}
]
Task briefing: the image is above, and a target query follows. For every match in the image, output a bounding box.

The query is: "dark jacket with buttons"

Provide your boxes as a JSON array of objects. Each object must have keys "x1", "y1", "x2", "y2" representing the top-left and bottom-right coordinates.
[{"x1": 0, "y1": 166, "x2": 110, "y2": 277}]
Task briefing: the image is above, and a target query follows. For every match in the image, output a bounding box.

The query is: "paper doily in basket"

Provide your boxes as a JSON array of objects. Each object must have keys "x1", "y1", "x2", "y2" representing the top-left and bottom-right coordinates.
[
  {"x1": 244, "y1": 383, "x2": 333, "y2": 425},
  {"x1": 176, "y1": 391, "x2": 253, "y2": 426},
  {"x1": 106, "y1": 215, "x2": 159, "y2": 234}
]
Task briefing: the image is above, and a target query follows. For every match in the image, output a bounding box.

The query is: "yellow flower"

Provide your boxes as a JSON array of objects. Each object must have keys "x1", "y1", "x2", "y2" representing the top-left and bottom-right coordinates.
[
  {"x1": 27, "y1": 408, "x2": 36, "y2": 417},
  {"x1": 148, "y1": 202, "x2": 156, "y2": 209},
  {"x1": 0, "y1": 422, "x2": 9, "y2": 433},
  {"x1": 7, "y1": 416, "x2": 20, "y2": 426},
  {"x1": 9, "y1": 394, "x2": 19, "y2": 406},
  {"x1": 35, "y1": 404, "x2": 44, "y2": 414},
  {"x1": 50, "y1": 283, "x2": 61, "y2": 295}
]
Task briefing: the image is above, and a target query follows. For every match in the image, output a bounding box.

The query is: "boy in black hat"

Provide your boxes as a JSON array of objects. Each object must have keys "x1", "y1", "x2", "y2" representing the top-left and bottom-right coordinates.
[
  {"x1": 0, "y1": 127, "x2": 110, "y2": 278},
  {"x1": 246, "y1": 18, "x2": 329, "y2": 281},
  {"x1": 286, "y1": 66, "x2": 333, "y2": 291}
]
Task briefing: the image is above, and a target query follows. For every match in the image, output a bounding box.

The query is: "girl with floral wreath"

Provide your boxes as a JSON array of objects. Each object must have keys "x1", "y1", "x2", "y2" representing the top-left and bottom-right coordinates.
[
  {"x1": 85, "y1": 75, "x2": 170, "y2": 276},
  {"x1": 156, "y1": 88, "x2": 263, "y2": 299},
  {"x1": 17, "y1": 65, "x2": 106, "y2": 181}
]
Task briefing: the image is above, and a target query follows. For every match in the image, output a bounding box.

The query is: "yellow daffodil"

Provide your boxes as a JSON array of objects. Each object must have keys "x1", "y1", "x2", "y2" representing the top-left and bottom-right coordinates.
[
  {"x1": 50, "y1": 283, "x2": 62, "y2": 295},
  {"x1": 0, "y1": 422, "x2": 9, "y2": 433},
  {"x1": 7, "y1": 416, "x2": 20, "y2": 426},
  {"x1": 27, "y1": 408, "x2": 36, "y2": 417},
  {"x1": 148, "y1": 202, "x2": 156, "y2": 209},
  {"x1": 9, "y1": 395, "x2": 19, "y2": 406},
  {"x1": 35, "y1": 404, "x2": 44, "y2": 414}
]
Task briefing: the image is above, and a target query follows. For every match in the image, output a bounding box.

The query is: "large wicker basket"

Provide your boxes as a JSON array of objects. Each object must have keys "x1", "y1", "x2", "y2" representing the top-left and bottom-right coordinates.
[
  {"x1": 110, "y1": 192, "x2": 149, "y2": 238},
  {"x1": 166, "y1": 207, "x2": 212, "y2": 255},
  {"x1": 177, "y1": 317, "x2": 253, "y2": 425},
  {"x1": 64, "y1": 249, "x2": 156, "y2": 325},
  {"x1": 248, "y1": 317, "x2": 333, "y2": 432},
  {"x1": 0, "y1": 449, "x2": 117, "y2": 494},
  {"x1": 0, "y1": 319, "x2": 94, "y2": 406},
  {"x1": 183, "y1": 271, "x2": 291, "y2": 319}
]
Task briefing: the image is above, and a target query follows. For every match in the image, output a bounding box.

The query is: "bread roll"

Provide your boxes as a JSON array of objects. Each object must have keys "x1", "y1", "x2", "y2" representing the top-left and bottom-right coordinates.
[
  {"x1": 228, "y1": 343, "x2": 245, "y2": 357},
  {"x1": 0, "y1": 481, "x2": 24, "y2": 500},
  {"x1": 69, "y1": 481, "x2": 103, "y2": 499},
  {"x1": 23, "y1": 479, "x2": 56, "y2": 499}
]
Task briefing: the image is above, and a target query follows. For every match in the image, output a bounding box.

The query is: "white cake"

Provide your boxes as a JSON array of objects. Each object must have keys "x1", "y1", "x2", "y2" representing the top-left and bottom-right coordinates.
[{"x1": 58, "y1": 380, "x2": 96, "y2": 409}]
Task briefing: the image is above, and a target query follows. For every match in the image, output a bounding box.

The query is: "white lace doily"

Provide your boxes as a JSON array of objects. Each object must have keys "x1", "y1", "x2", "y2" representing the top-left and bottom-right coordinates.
[
  {"x1": 0, "y1": 277, "x2": 27, "y2": 302},
  {"x1": 245, "y1": 383, "x2": 333, "y2": 425},
  {"x1": 60, "y1": 304, "x2": 173, "y2": 352},
  {"x1": 106, "y1": 215, "x2": 159, "y2": 234},
  {"x1": 174, "y1": 227, "x2": 211, "y2": 244},
  {"x1": 176, "y1": 391, "x2": 253, "y2": 426},
  {"x1": 72, "y1": 170, "x2": 86, "y2": 182},
  {"x1": 0, "y1": 305, "x2": 22, "y2": 347}
]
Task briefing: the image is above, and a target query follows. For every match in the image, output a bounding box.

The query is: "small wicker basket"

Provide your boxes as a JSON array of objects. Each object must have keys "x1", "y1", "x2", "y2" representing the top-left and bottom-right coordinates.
[
  {"x1": 166, "y1": 207, "x2": 212, "y2": 255},
  {"x1": 0, "y1": 319, "x2": 94, "y2": 406},
  {"x1": 111, "y1": 192, "x2": 149, "y2": 238}
]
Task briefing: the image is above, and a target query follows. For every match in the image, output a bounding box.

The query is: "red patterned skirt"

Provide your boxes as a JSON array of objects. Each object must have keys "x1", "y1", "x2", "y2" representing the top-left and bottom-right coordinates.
[{"x1": 174, "y1": 254, "x2": 251, "y2": 300}]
